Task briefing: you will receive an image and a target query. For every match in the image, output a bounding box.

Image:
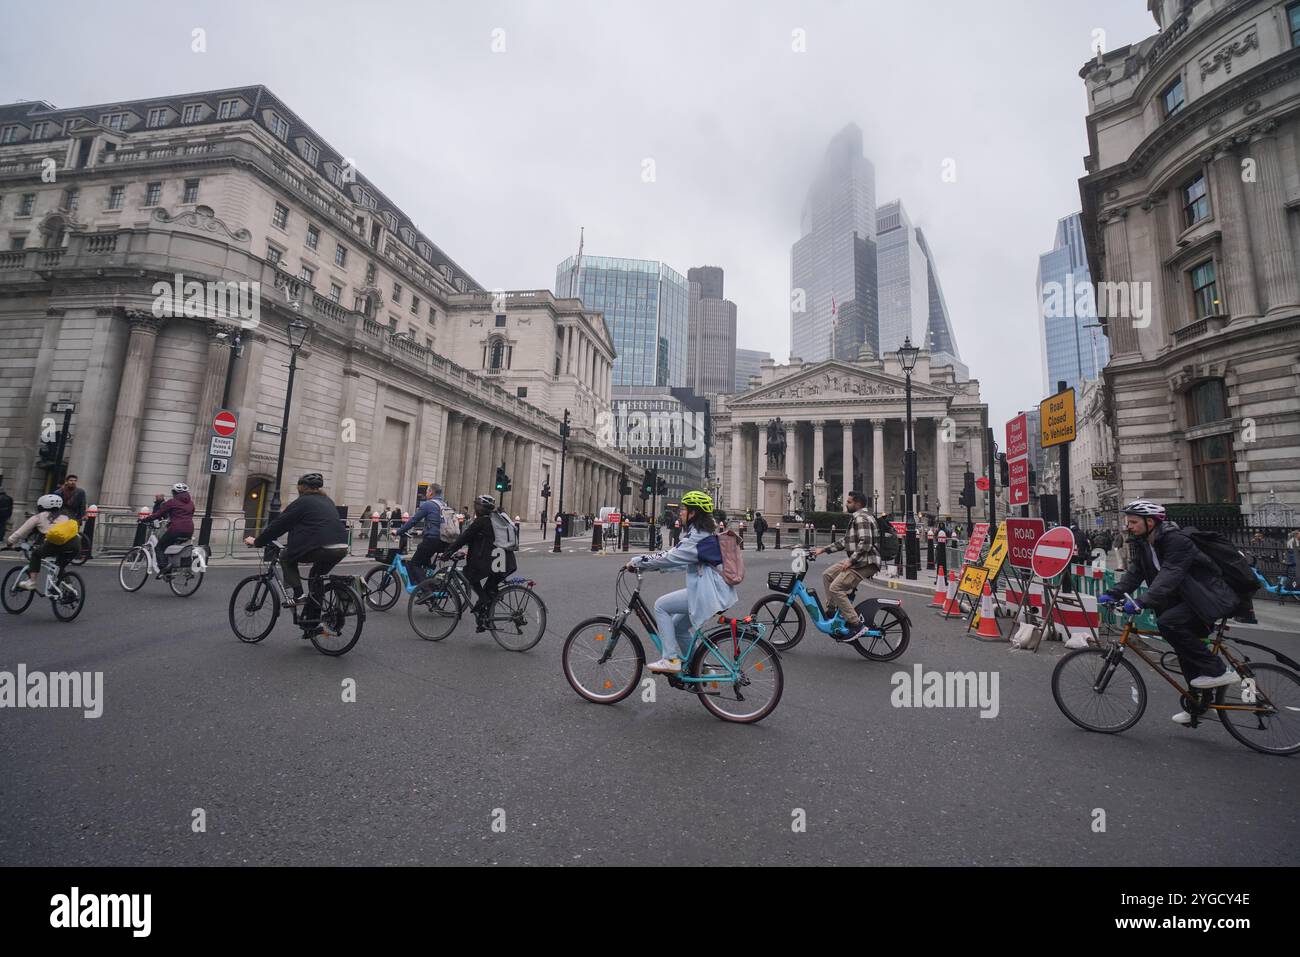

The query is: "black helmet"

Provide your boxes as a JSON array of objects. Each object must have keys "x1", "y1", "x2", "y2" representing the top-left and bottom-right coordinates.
[{"x1": 297, "y1": 473, "x2": 325, "y2": 489}]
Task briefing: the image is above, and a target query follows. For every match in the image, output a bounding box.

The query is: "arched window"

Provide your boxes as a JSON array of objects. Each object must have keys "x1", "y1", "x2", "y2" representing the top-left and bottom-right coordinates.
[{"x1": 488, "y1": 337, "x2": 506, "y2": 370}]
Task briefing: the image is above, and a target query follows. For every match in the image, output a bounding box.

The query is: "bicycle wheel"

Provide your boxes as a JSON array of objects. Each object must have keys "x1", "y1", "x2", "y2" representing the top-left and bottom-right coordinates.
[
  {"x1": 70, "y1": 533, "x2": 90, "y2": 566},
  {"x1": 310, "y1": 581, "x2": 364, "y2": 657},
  {"x1": 2, "y1": 566, "x2": 34, "y2": 614},
  {"x1": 51, "y1": 571, "x2": 85, "y2": 622},
  {"x1": 1052, "y1": 647, "x2": 1147, "y2": 733},
  {"x1": 166, "y1": 551, "x2": 204, "y2": 598},
  {"x1": 487, "y1": 584, "x2": 547, "y2": 652},
  {"x1": 118, "y1": 547, "x2": 150, "y2": 592},
  {"x1": 408, "y1": 576, "x2": 462, "y2": 641},
  {"x1": 362, "y1": 565, "x2": 401, "y2": 611},
  {"x1": 562, "y1": 616, "x2": 644, "y2": 704},
  {"x1": 749, "y1": 594, "x2": 806, "y2": 650},
  {"x1": 689, "y1": 632, "x2": 783, "y2": 724},
  {"x1": 1217, "y1": 662, "x2": 1300, "y2": 756},
  {"x1": 229, "y1": 575, "x2": 279, "y2": 642},
  {"x1": 849, "y1": 603, "x2": 911, "y2": 662}
]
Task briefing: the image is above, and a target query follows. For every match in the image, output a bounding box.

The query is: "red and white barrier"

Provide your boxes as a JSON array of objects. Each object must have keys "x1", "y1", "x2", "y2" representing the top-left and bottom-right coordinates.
[{"x1": 1003, "y1": 581, "x2": 1099, "y2": 633}]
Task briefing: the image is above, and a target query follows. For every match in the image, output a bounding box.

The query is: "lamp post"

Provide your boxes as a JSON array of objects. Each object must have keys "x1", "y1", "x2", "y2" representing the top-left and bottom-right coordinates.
[
  {"x1": 266, "y1": 314, "x2": 311, "y2": 528},
  {"x1": 897, "y1": 336, "x2": 921, "y2": 580},
  {"x1": 198, "y1": 327, "x2": 243, "y2": 547},
  {"x1": 552, "y1": 409, "x2": 570, "y2": 553}
]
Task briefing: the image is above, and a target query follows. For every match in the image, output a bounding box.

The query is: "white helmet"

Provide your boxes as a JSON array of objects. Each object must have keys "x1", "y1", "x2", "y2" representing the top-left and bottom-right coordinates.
[
  {"x1": 1122, "y1": 500, "x2": 1166, "y2": 521},
  {"x1": 172, "y1": 483, "x2": 189, "y2": 493},
  {"x1": 37, "y1": 493, "x2": 63, "y2": 510}
]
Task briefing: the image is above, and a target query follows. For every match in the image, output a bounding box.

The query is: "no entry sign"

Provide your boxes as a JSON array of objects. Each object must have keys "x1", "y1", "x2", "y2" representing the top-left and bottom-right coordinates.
[
  {"x1": 213, "y1": 410, "x2": 238, "y2": 437},
  {"x1": 1031, "y1": 525, "x2": 1076, "y2": 580},
  {"x1": 1006, "y1": 518, "x2": 1045, "y2": 570}
]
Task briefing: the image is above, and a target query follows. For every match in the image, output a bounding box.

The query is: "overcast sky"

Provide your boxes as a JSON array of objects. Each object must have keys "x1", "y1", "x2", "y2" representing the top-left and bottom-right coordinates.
[{"x1": 1, "y1": 0, "x2": 1158, "y2": 429}]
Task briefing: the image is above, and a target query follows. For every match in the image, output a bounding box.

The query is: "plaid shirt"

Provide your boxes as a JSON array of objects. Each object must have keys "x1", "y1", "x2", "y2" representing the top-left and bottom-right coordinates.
[{"x1": 826, "y1": 509, "x2": 879, "y2": 569}]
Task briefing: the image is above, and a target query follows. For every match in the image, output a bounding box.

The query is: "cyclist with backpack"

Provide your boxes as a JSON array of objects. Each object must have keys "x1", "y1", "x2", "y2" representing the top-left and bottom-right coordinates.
[
  {"x1": 1099, "y1": 500, "x2": 1247, "y2": 726},
  {"x1": 445, "y1": 493, "x2": 518, "y2": 632},
  {"x1": 624, "y1": 490, "x2": 738, "y2": 675},
  {"x1": 5, "y1": 493, "x2": 80, "y2": 590},
  {"x1": 396, "y1": 483, "x2": 457, "y2": 582},
  {"x1": 810, "y1": 490, "x2": 882, "y2": 641}
]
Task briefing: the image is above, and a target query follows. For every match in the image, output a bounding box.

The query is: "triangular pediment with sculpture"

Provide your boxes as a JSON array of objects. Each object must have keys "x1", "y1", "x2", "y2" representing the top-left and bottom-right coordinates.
[{"x1": 730, "y1": 359, "x2": 953, "y2": 406}]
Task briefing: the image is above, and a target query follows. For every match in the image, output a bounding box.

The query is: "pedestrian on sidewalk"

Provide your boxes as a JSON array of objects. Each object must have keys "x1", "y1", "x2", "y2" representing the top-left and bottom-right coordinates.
[{"x1": 754, "y1": 512, "x2": 768, "y2": 551}]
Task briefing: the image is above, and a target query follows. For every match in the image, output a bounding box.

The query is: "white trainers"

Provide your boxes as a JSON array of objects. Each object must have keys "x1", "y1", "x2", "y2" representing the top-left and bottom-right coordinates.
[
  {"x1": 1171, "y1": 710, "x2": 1193, "y2": 725},
  {"x1": 15, "y1": 578, "x2": 35, "y2": 591},
  {"x1": 646, "y1": 657, "x2": 682, "y2": 674},
  {"x1": 1190, "y1": 668, "x2": 1240, "y2": 690}
]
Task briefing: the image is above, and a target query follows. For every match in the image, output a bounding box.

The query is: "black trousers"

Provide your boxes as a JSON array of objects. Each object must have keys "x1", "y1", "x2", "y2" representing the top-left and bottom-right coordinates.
[
  {"x1": 410, "y1": 536, "x2": 451, "y2": 580},
  {"x1": 1156, "y1": 602, "x2": 1227, "y2": 684},
  {"x1": 468, "y1": 571, "x2": 507, "y2": 613},
  {"x1": 282, "y1": 546, "x2": 347, "y2": 625},
  {"x1": 756, "y1": 531, "x2": 766, "y2": 551},
  {"x1": 156, "y1": 530, "x2": 190, "y2": 569},
  {"x1": 27, "y1": 539, "x2": 78, "y2": 574}
]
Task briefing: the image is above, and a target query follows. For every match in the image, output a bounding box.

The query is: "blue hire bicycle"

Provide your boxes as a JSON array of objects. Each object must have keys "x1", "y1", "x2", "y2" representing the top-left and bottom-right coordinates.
[
  {"x1": 362, "y1": 544, "x2": 427, "y2": 611},
  {"x1": 748, "y1": 546, "x2": 911, "y2": 661}
]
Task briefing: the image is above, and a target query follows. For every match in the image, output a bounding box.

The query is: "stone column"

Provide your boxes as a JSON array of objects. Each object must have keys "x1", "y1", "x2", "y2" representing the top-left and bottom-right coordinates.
[
  {"x1": 459, "y1": 419, "x2": 481, "y2": 509},
  {"x1": 1244, "y1": 123, "x2": 1300, "y2": 313},
  {"x1": 1208, "y1": 141, "x2": 1260, "y2": 319},
  {"x1": 756, "y1": 423, "x2": 768, "y2": 480},
  {"x1": 841, "y1": 421, "x2": 853, "y2": 502},
  {"x1": 100, "y1": 312, "x2": 166, "y2": 509},
  {"x1": 934, "y1": 417, "x2": 949, "y2": 517},
  {"x1": 488, "y1": 427, "x2": 505, "y2": 499},
  {"x1": 215, "y1": 331, "x2": 265, "y2": 520},
  {"x1": 784, "y1": 421, "x2": 798, "y2": 494},
  {"x1": 186, "y1": 323, "x2": 234, "y2": 503},
  {"x1": 730, "y1": 428, "x2": 743, "y2": 510},
  {"x1": 1099, "y1": 208, "x2": 1139, "y2": 355},
  {"x1": 872, "y1": 418, "x2": 886, "y2": 507},
  {"x1": 813, "y1": 420, "x2": 826, "y2": 510},
  {"x1": 442, "y1": 412, "x2": 464, "y2": 503}
]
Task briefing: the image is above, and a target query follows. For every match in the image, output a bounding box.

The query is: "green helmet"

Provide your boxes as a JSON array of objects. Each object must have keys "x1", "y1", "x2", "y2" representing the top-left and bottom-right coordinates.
[{"x1": 680, "y1": 490, "x2": 713, "y2": 513}]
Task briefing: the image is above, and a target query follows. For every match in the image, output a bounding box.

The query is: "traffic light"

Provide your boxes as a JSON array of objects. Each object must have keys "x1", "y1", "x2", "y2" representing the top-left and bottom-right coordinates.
[
  {"x1": 642, "y1": 471, "x2": 654, "y2": 499},
  {"x1": 540, "y1": 481, "x2": 551, "y2": 499},
  {"x1": 961, "y1": 469, "x2": 976, "y2": 508},
  {"x1": 37, "y1": 441, "x2": 60, "y2": 469},
  {"x1": 618, "y1": 470, "x2": 632, "y2": 497},
  {"x1": 494, "y1": 463, "x2": 511, "y2": 493},
  {"x1": 657, "y1": 476, "x2": 668, "y2": 497},
  {"x1": 998, "y1": 452, "x2": 1009, "y2": 487}
]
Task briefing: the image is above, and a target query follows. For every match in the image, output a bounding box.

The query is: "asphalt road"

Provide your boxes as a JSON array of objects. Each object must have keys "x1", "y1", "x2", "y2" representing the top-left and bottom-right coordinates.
[{"x1": 1, "y1": 546, "x2": 1296, "y2": 866}]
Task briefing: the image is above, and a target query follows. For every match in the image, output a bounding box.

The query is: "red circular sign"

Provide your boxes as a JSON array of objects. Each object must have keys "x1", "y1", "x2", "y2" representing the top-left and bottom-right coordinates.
[
  {"x1": 213, "y1": 410, "x2": 238, "y2": 437},
  {"x1": 1031, "y1": 526, "x2": 1076, "y2": 580},
  {"x1": 976, "y1": 476, "x2": 990, "y2": 491}
]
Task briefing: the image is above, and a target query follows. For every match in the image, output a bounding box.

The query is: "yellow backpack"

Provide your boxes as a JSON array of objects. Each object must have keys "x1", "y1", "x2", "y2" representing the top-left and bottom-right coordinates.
[{"x1": 45, "y1": 518, "x2": 79, "y2": 545}]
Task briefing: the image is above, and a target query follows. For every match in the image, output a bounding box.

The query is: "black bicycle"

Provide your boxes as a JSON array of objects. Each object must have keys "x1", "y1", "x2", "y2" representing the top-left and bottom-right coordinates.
[
  {"x1": 228, "y1": 542, "x2": 364, "y2": 656},
  {"x1": 406, "y1": 553, "x2": 546, "y2": 651}
]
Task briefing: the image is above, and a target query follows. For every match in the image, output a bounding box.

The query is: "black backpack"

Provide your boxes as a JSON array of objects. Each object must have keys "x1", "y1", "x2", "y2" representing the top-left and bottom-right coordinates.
[
  {"x1": 1181, "y1": 527, "x2": 1260, "y2": 597},
  {"x1": 876, "y1": 517, "x2": 900, "y2": 562}
]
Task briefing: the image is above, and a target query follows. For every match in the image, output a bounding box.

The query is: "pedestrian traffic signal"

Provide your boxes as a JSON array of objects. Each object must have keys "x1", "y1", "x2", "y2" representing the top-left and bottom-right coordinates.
[
  {"x1": 618, "y1": 472, "x2": 632, "y2": 496},
  {"x1": 495, "y1": 464, "x2": 511, "y2": 492},
  {"x1": 998, "y1": 452, "x2": 1009, "y2": 487},
  {"x1": 642, "y1": 472, "x2": 655, "y2": 498},
  {"x1": 540, "y1": 480, "x2": 551, "y2": 499},
  {"x1": 961, "y1": 470, "x2": 976, "y2": 507},
  {"x1": 656, "y1": 476, "x2": 668, "y2": 497}
]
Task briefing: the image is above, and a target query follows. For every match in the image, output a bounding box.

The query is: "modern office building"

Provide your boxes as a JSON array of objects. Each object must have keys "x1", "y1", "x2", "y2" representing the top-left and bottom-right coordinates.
[
  {"x1": 790, "y1": 124, "x2": 878, "y2": 363},
  {"x1": 915, "y1": 227, "x2": 967, "y2": 379},
  {"x1": 734, "y1": 348, "x2": 771, "y2": 393},
  {"x1": 610, "y1": 386, "x2": 709, "y2": 502},
  {"x1": 1036, "y1": 212, "x2": 1109, "y2": 396},
  {"x1": 555, "y1": 254, "x2": 688, "y2": 389},
  {"x1": 686, "y1": 266, "x2": 737, "y2": 396}
]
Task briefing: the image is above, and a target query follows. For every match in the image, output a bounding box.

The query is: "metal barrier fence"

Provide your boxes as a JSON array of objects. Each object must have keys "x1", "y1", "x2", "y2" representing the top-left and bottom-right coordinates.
[{"x1": 84, "y1": 511, "x2": 377, "y2": 562}]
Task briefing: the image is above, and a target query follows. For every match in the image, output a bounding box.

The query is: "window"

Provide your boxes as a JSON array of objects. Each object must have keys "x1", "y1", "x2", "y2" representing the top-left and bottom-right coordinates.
[
  {"x1": 272, "y1": 202, "x2": 289, "y2": 229},
  {"x1": 488, "y1": 337, "x2": 506, "y2": 370},
  {"x1": 299, "y1": 264, "x2": 315, "y2": 284},
  {"x1": 107, "y1": 186, "x2": 125, "y2": 210},
  {"x1": 334, "y1": 244, "x2": 347, "y2": 267},
  {"x1": 1187, "y1": 379, "x2": 1228, "y2": 425},
  {"x1": 1291, "y1": 3, "x2": 1300, "y2": 47},
  {"x1": 266, "y1": 245, "x2": 282, "y2": 265},
  {"x1": 1161, "y1": 76, "x2": 1185, "y2": 117},
  {"x1": 31, "y1": 122, "x2": 48, "y2": 140},
  {"x1": 63, "y1": 118, "x2": 81, "y2": 134},
  {"x1": 329, "y1": 282, "x2": 342, "y2": 303},
  {"x1": 100, "y1": 112, "x2": 128, "y2": 130},
  {"x1": 182, "y1": 104, "x2": 203, "y2": 123},
  {"x1": 269, "y1": 112, "x2": 289, "y2": 141},
  {"x1": 411, "y1": 295, "x2": 420, "y2": 314},
  {"x1": 1187, "y1": 381, "x2": 1235, "y2": 503},
  {"x1": 495, "y1": 314, "x2": 506, "y2": 327},
  {"x1": 0, "y1": 126, "x2": 18, "y2": 144},
  {"x1": 365, "y1": 262, "x2": 376, "y2": 284},
  {"x1": 516, "y1": 387, "x2": 528, "y2": 398},
  {"x1": 146, "y1": 108, "x2": 167, "y2": 128},
  {"x1": 300, "y1": 141, "x2": 319, "y2": 165},
  {"x1": 428, "y1": 305, "x2": 437, "y2": 325},
  {"x1": 1182, "y1": 174, "x2": 1209, "y2": 228},
  {"x1": 11, "y1": 236, "x2": 26, "y2": 251},
  {"x1": 62, "y1": 188, "x2": 79, "y2": 212},
  {"x1": 217, "y1": 98, "x2": 241, "y2": 119},
  {"x1": 1190, "y1": 260, "x2": 1221, "y2": 319},
  {"x1": 306, "y1": 224, "x2": 320, "y2": 250},
  {"x1": 183, "y1": 179, "x2": 199, "y2": 204},
  {"x1": 392, "y1": 282, "x2": 402, "y2": 304},
  {"x1": 144, "y1": 182, "x2": 162, "y2": 206}
]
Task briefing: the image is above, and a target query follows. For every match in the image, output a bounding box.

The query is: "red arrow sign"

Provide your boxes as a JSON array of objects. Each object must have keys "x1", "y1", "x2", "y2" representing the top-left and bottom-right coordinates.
[
  {"x1": 213, "y1": 410, "x2": 238, "y2": 437},
  {"x1": 1031, "y1": 525, "x2": 1076, "y2": 580},
  {"x1": 1009, "y1": 457, "x2": 1030, "y2": 506}
]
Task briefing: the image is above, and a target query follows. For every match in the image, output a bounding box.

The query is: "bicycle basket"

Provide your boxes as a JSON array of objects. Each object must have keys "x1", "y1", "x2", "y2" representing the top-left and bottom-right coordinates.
[
  {"x1": 373, "y1": 547, "x2": 399, "y2": 564},
  {"x1": 767, "y1": 571, "x2": 797, "y2": 593}
]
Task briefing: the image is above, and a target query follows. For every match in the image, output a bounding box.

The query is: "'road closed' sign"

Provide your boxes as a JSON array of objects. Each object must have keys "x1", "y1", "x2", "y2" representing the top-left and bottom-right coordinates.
[{"x1": 1040, "y1": 389, "x2": 1076, "y2": 448}]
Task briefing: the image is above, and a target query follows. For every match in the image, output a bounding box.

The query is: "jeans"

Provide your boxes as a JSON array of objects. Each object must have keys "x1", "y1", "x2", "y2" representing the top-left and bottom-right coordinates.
[
  {"x1": 282, "y1": 545, "x2": 347, "y2": 626},
  {"x1": 653, "y1": 587, "x2": 692, "y2": 659}
]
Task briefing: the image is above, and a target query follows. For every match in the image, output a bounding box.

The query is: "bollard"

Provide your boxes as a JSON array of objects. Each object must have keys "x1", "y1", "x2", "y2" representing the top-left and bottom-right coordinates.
[
  {"x1": 831, "y1": 524, "x2": 838, "y2": 545},
  {"x1": 367, "y1": 511, "x2": 381, "y2": 557},
  {"x1": 926, "y1": 529, "x2": 934, "y2": 570},
  {"x1": 82, "y1": 504, "x2": 98, "y2": 560},
  {"x1": 775, "y1": 526, "x2": 782, "y2": 550},
  {"x1": 591, "y1": 522, "x2": 603, "y2": 552},
  {"x1": 621, "y1": 519, "x2": 629, "y2": 551}
]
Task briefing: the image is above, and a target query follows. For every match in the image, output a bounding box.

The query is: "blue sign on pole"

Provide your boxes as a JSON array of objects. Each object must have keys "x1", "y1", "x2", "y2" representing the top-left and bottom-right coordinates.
[{"x1": 1095, "y1": 516, "x2": 1103, "y2": 527}]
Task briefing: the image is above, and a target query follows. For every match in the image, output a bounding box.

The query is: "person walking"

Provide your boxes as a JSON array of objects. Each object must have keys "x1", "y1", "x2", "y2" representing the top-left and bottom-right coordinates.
[{"x1": 753, "y1": 512, "x2": 769, "y2": 551}]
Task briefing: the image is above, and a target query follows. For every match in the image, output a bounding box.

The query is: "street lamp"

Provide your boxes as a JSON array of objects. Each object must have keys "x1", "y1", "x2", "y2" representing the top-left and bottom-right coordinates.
[
  {"x1": 266, "y1": 314, "x2": 311, "y2": 528},
  {"x1": 897, "y1": 335, "x2": 921, "y2": 580},
  {"x1": 198, "y1": 326, "x2": 243, "y2": 547},
  {"x1": 552, "y1": 408, "x2": 571, "y2": 553}
]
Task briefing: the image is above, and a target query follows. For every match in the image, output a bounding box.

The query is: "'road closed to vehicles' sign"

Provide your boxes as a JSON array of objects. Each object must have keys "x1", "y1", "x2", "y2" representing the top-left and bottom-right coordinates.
[
  {"x1": 1040, "y1": 389, "x2": 1076, "y2": 448},
  {"x1": 1006, "y1": 518, "x2": 1045, "y2": 569}
]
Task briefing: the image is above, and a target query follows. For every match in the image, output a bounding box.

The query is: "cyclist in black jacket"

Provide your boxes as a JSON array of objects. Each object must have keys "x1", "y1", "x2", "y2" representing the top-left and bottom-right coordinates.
[
  {"x1": 447, "y1": 494, "x2": 517, "y2": 632},
  {"x1": 244, "y1": 473, "x2": 348, "y2": 638}
]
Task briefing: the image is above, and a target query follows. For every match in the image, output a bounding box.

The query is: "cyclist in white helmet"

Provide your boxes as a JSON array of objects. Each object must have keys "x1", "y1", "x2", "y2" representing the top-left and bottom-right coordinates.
[
  {"x1": 145, "y1": 482, "x2": 196, "y2": 576},
  {"x1": 5, "y1": 493, "x2": 79, "y2": 590},
  {"x1": 1099, "y1": 500, "x2": 1241, "y2": 726}
]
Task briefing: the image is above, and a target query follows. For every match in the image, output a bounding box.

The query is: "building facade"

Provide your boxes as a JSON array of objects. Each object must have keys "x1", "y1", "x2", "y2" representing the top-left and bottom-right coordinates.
[
  {"x1": 555, "y1": 254, "x2": 688, "y2": 389},
  {"x1": 1079, "y1": 0, "x2": 1300, "y2": 519},
  {"x1": 1037, "y1": 212, "x2": 1110, "y2": 396},
  {"x1": 734, "y1": 347, "x2": 771, "y2": 393},
  {"x1": 686, "y1": 266, "x2": 737, "y2": 395},
  {"x1": 0, "y1": 86, "x2": 568, "y2": 526},
  {"x1": 609, "y1": 386, "x2": 709, "y2": 502},
  {"x1": 711, "y1": 352, "x2": 987, "y2": 518}
]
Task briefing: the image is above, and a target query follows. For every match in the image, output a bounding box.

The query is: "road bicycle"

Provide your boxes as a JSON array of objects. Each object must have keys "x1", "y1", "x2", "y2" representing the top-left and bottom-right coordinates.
[
  {"x1": 1, "y1": 540, "x2": 86, "y2": 621},
  {"x1": 118, "y1": 520, "x2": 207, "y2": 597},
  {"x1": 227, "y1": 541, "x2": 364, "y2": 656},
  {"x1": 748, "y1": 546, "x2": 910, "y2": 661},
  {"x1": 406, "y1": 553, "x2": 546, "y2": 652},
  {"x1": 561, "y1": 566, "x2": 783, "y2": 723},
  {"x1": 1051, "y1": 594, "x2": 1300, "y2": 756}
]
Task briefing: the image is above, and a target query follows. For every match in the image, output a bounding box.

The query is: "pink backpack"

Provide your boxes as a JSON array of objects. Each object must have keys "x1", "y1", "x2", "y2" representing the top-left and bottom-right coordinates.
[{"x1": 716, "y1": 529, "x2": 745, "y2": 586}]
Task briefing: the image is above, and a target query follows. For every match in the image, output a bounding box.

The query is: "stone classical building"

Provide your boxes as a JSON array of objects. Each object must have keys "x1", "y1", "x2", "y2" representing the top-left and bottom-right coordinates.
[
  {"x1": 0, "y1": 86, "x2": 570, "y2": 526},
  {"x1": 711, "y1": 350, "x2": 987, "y2": 518},
  {"x1": 1069, "y1": 378, "x2": 1123, "y2": 527},
  {"x1": 1079, "y1": 0, "x2": 1300, "y2": 519},
  {"x1": 441, "y1": 289, "x2": 631, "y2": 515}
]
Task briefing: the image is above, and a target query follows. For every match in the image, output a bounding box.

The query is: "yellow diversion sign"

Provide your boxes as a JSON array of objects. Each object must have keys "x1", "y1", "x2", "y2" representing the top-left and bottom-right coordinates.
[{"x1": 982, "y1": 523, "x2": 1008, "y2": 579}]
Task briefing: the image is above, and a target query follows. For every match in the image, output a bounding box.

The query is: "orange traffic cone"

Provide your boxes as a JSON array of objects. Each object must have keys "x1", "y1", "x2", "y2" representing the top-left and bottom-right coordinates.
[
  {"x1": 930, "y1": 565, "x2": 948, "y2": 607},
  {"x1": 976, "y1": 582, "x2": 1002, "y2": 638},
  {"x1": 939, "y1": 571, "x2": 961, "y2": 616}
]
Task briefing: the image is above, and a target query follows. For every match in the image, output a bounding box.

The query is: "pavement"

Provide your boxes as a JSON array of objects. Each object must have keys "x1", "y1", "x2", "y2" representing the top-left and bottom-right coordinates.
[{"x1": 0, "y1": 546, "x2": 1296, "y2": 866}]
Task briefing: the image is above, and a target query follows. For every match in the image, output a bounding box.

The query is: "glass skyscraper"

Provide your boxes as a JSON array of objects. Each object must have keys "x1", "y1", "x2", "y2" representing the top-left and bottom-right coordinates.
[
  {"x1": 1037, "y1": 213, "x2": 1110, "y2": 396},
  {"x1": 734, "y1": 348, "x2": 770, "y2": 393},
  {"x1": 790, "y1": 124, "x2": 878, "y2": 363},
  {"x1": 556, "y1": 255, "x2": 689, "y2": 388},
  {"x1": 686, "y1": 266, "x2": 737, "y2": 395}
]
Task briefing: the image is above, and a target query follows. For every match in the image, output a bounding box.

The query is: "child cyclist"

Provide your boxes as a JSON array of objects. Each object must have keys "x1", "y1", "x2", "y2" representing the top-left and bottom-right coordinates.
[{"x1": 625, "y1": 490, "x2": 736, "y2": 674}]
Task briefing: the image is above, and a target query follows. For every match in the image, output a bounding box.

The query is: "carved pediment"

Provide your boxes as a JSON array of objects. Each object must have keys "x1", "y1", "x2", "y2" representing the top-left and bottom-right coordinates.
[
  {"x1": 731, "y1": 359, "x2": 951, "y2": 405},
  {"x1": 152, "y1": 206, "x2": 252, "y2": 244}
]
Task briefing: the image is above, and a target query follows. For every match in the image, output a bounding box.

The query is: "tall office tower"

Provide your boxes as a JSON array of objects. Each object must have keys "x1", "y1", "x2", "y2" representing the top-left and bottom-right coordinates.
[
  {"x1": 686, "y1": 266, "x2": 738, "y2": 395},
  {"x1": 734, "y1": 348, "x2": 771, "y2": 393},
  {"x1": 556, "y1": 254, "x2": 689, "y2": 387},
  {"x1": 790, "y1": 124, "x2": 878, "y2": 362},
  {"x1": 1036, "y1": 212, "x2": 1109, "y2": 396},
  {"x1": 915, "y1": 228, "x2": 967, "y2": 380}
]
